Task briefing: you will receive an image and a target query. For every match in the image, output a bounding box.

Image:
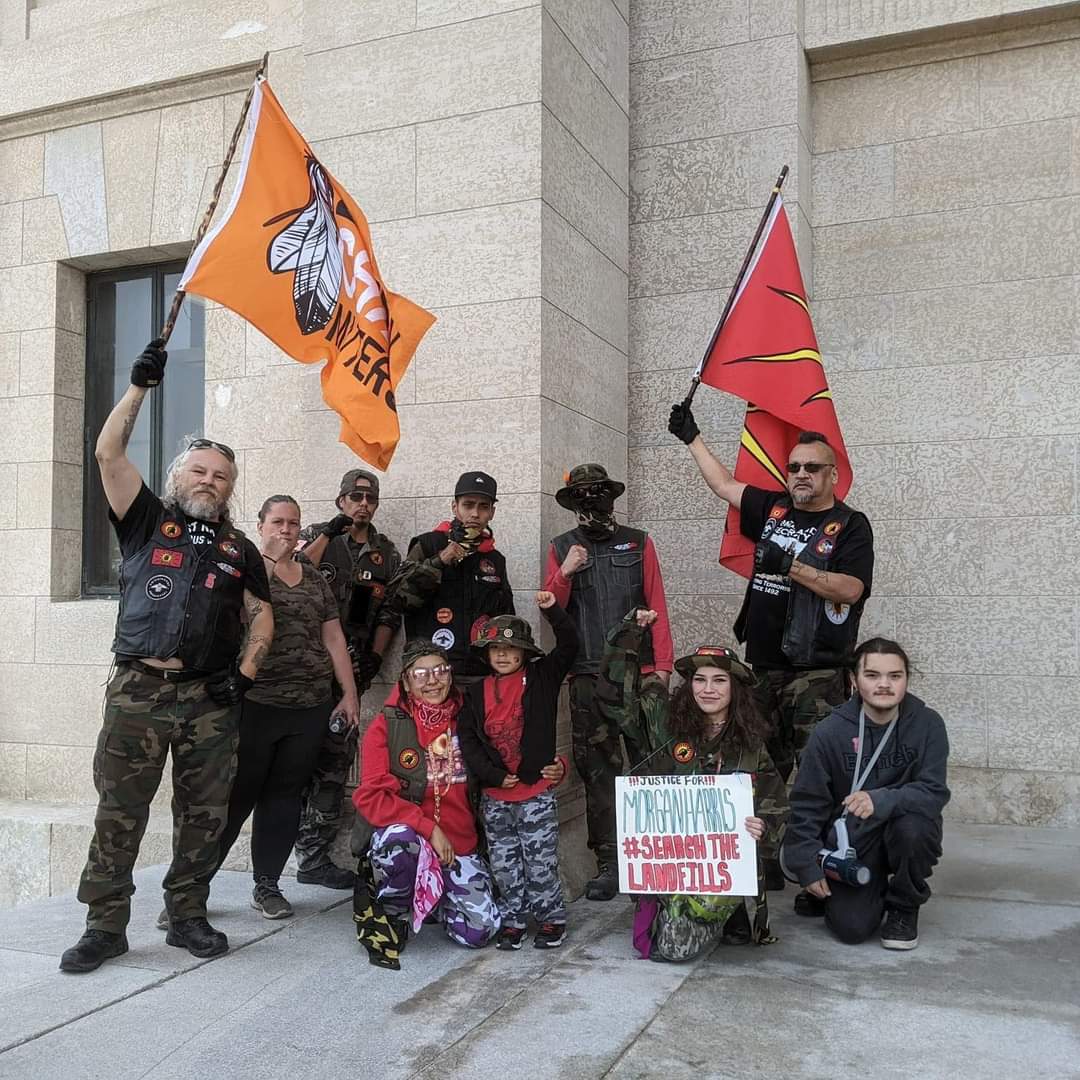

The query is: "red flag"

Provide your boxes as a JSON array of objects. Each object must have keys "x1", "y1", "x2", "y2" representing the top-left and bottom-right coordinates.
[{"x1": 698, "y1": 195, "x2": 851, "y2": 579}]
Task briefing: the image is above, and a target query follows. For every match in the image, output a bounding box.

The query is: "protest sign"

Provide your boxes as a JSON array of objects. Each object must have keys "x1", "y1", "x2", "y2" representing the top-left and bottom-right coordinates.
[{"x1": 616, "y1": 773, "x2": 757, "y2": 897}]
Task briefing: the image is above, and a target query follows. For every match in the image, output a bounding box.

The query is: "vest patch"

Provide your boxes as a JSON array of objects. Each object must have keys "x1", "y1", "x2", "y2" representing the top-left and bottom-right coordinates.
[
  {"x1": 215, "y1": 561, "x2": 242, "y2": 578},
  {"x1": 218, "y1": 540, "x2": 240, "y2": 559},
  {"x1": 825, "y1": 602, "x2": 850, "y2": 625},
  {"x1": 204, "y1": 573, "x2": 217, "y2": 589},
  {"x1": 146, "y1": 575, "x2": 173, "y2": 600},
  {"x1": 398, "y1": 747, "x2": 420, "y2": 770},
  {"x1": 436, "y1": 607, "x2": 454, "y2": 625},
  {"x1": 432, "y1": 628, "x2": 455, "y2": 649},
  {"x1": 479, "y1": 559, "x2": 496, "y2": 575},
  {"x1": 769, "y1": 505, "x2": 787, "y2": 521},
  {"x1": 672, "y1": 741, "x2": 696, "y2": 764},
  {"x1": 369, "y1": 551, "x2": 383, "y2": 566},
  {"x1": 151, "y1": 548, "x2": 183, "y2": 568},
  {"x1": 160, "y1": 522, "x2": 182, "y2": 539},
  {"x1": 815, "y1": 538, "x2": 834, "y2": 557},
  {"x1": 319, "y1": 562, "x2": 337, "y2": 583},
  {"x1": 823, "y1": 520, "x2": 842, "y2": 537},
  {"x1": 613, "y1": 541, "x2": 638, "y2": 551}
]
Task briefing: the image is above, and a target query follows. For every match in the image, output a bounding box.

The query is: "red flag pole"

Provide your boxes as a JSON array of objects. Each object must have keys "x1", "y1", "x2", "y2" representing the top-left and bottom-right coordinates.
[
  {"x1": 682, "y1": 165, "x2": 789, "y2": 408},
  {"x1": 159, "y1": 50, "x2": 270, "y2": 344}
]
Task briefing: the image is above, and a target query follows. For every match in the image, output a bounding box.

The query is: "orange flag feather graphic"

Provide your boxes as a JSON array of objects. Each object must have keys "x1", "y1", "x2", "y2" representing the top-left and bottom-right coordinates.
[{"x1": 180, "y1": 79, "x2": 434, "y2": 470}]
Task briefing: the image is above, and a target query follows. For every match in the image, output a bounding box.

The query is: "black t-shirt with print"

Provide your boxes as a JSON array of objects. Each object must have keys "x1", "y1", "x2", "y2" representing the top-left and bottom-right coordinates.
[{"x1": 739, "y1": 485, "x2": 874, "y2": 669}]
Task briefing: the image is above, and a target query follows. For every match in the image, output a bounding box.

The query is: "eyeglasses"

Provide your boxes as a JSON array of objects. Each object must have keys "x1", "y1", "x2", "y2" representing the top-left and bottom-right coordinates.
[
  {"x1": 188, "y1": 438, "x2": 236, "y2": 463},
  {"x1": 786, "y1": 461, "x2": 829, "y2": 475},
  {"x1": 345, "y1": 490, "x2": 378, "y2": 504},
  {"x1": 407, "y1": 664, "x2": 452, "y2": 683}
]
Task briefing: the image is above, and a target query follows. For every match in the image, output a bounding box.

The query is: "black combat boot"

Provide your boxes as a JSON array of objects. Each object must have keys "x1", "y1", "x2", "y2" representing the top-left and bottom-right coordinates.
[
  {"x1": 166, "y1": 916, "x2": 229, "y2": 958},
  {"x1": 296, "y1": 863, "x2": 357, "y2": 890},
  {"x1": 585, "y1": 862, "x2": 618, "y2": 901},
  {"x1": 59, "y1": 929, "x2": 129, "y2": 973}
]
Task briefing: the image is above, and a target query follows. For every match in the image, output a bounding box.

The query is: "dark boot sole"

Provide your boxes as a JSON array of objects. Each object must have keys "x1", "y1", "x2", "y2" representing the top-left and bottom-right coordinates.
[
  {"x1": 59, "y1": 940, "x2": 129, "y2": 973},
  {"x1": 584, "y1": 889, "x2": 618, "y2": 901},
  {"x1": 165, "y1": 931, "x2": 229, "y2": 958}
]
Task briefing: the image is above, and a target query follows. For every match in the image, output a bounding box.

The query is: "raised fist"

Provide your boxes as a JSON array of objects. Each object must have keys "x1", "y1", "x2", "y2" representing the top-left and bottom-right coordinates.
[
  {"x1": 130, "y1": 339, "x2": 167, "y2": 388},
  {"x1": 668, "y1": 402, "x2": 700, "y2": 446}
]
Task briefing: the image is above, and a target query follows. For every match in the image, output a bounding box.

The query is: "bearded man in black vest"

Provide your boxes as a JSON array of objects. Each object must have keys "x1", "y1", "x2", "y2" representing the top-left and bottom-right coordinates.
[{"x1": 669, "y1": 405, "x2": 875, "y2": 893}]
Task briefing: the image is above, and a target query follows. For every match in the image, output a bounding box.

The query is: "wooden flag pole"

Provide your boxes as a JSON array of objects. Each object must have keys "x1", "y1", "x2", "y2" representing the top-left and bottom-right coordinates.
[
  {"x1": 681, "y1": 165, "x2": 789, "y2": 408},
  {"x1": 159, "y1": 50, "x2": 270, "y2": 344}
]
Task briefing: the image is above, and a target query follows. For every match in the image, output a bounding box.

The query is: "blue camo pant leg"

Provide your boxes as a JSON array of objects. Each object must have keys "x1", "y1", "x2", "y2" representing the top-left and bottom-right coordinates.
[
  {"x1": 520, "y1": 792, "x2": 566, "y2": 926},
  {"x1": 441, "y1": 854, "x2": 500, "y2": 948},
  {"x1": 482, "y1": 794, "x2": 527, "y2": 929},
  {"x1": 368, "y1": 824, "x2": 421, "y2": 920}
]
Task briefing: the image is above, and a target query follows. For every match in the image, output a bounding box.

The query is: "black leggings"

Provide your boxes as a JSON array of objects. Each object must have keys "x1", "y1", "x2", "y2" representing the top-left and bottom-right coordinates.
[{"x1": 217, "y1": 699, "x2": 330, "y2": 882}]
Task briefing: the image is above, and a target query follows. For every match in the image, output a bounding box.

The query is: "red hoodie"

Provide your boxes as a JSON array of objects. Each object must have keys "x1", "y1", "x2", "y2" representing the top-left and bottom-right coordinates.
[{"x1": 353, "y1": 685, "x2": 479, "y2": 855}]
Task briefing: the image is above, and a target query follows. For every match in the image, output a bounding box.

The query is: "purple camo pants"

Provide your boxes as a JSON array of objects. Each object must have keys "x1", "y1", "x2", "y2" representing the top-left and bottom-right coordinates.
[{"x1": 369, "y1": 824, "x2": 500, "y2": 948}]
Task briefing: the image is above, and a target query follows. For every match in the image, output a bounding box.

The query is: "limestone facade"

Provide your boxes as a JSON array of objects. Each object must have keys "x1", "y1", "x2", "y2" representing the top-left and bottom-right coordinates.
[{"x1": 0, "y1": 0, "x2": 1076, "y2": 906}]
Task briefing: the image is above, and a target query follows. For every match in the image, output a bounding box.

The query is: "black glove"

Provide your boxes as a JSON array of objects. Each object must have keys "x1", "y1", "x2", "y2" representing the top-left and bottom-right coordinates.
[
  {"x1": 206, "y1": 666, "x2": 254, "y2": 707},
  {"x1": 668, "y1": 402, "x2": 700, "y2": 445},
  {"x1": 352, "y1": 649, "x2": 383, "y2": 691},
  {"x1": 321, "y1": 513, "x2": 353, "y2": 538},
  {"x1": 130, "y1": 339, "x2": 167, "y2": 388},
  {"x1": 754, "y1": 541, "x2": 795, "y2": 576}
]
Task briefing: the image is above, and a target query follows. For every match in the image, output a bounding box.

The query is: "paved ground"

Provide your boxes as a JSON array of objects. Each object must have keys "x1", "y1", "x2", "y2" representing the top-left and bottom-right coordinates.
[{"x1": 0, "y1": 822, "x2": 1076, "y2": 1080}]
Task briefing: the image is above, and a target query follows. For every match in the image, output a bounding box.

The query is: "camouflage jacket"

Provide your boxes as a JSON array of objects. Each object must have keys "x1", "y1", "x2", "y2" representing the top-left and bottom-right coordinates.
[{"x1": 597, "y1": 614, "x2": 788, "y2": 861}]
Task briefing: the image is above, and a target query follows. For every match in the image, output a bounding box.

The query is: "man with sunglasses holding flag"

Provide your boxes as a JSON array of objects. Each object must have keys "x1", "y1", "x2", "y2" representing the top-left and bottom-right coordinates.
[
  {"x1": 62, "y1": 340, "x2": 274, "y2": 974},
  {"x1": 669, "y1": 415, "x2": 874, "y2": 867}
]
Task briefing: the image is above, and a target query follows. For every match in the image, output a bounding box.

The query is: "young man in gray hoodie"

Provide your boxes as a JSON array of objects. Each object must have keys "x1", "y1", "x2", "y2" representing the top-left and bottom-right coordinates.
[{"x1": 782, "y1": 637, "x2": 949, "y2": 950}]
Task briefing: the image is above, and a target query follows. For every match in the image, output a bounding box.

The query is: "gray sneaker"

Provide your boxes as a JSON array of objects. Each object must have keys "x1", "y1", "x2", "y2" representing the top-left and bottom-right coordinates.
[
  {"x1": 251, "y1": 878, "x2": 293, "y2": 920},
  {"x1": 155, "y1": 909, "x2": 169, "y2": 931}
]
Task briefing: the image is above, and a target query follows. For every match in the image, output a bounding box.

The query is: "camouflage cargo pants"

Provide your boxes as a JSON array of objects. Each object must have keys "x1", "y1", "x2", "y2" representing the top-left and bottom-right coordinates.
[
  {"x1": 79, "y1": 665, "x2": 239, "y2": 933},
  {"x1": 294, "y1": 725, "x2": 358, "y2": 872},
  {"x1": 569, "y1": 674, "x2": 625, "y2": 866},
  {"x1": 481, "y1": 791, "x2": 566, "y2": 928},
  {"x1": 753, "y1": 666, "x2": 848, "y2": 785}
]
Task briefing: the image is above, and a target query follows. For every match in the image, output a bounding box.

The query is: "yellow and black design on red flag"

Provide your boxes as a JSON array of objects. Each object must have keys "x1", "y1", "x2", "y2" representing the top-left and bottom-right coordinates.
[
  {"x1": 179, "y1": 79, "x2": 435, "y2": 471},
  {"x1": 697, "y1": 194, "x2": 852, "y2": 579},
  {"x1": 151, "y1": 548, "x2": 184, "y2": 568}
]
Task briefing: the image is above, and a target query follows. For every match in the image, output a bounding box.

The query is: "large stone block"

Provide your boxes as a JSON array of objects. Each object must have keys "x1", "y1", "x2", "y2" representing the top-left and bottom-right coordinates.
[
  {"x1": 631, "y1": 36, "x2": 798, "y2": 150},
  {"x1": 631, "y1": 516, "x2": 741, "y2": 598},
  {"x1": 372, "y1": 201, "x2": 542, "y2": 310},
  {"x1": 543, "y1": 109, "x2": 627, "y2": 271},
  {"x1": 871, "y1": 517, "x2": 985, "y2": 599},
  {"x1": 812, "y1": 145, "x2": 894, "y2": 226},
  {"x1": 34, "y1": 596, "x2": 118, "y2": 666},
  {"x1": 42, "y1": 123, "x2": 107, "y2": 258},
  {"x1": 151, "y1": 97, "x2": 224, "y2": 246},
  {"x1": 0, "y1": 463, "x2": 15, "y2": 528},
  {"x1": 541, "y1": 301, "x2": 626, "y2": 435},
  {"x1": 664, "y1": 593, "x2": 746, "y2": 660},
  {"x1": 19, "y1": 193, "x2": 67, "y2": 265},
  {"x1": 812, "y1": 57, "x2": 979, "y2": 154},
  {"x1": 539, "y1": 397, "x2": 626, "y2": 499},
  {"x1": 26, "y1": 744, "x2": 96, "y2": 805},
  {"x1": 415, "y1": 0, "x2": 528, "y2": 30},
  {"x1": 0, "y1": 263, "x2": 55, "y2": 334},
  {"x1": 983, "y1": 354, "x2": 1080, "y2": 438},
  {"x1": 948, "y1": 764, "x2": 1080, "y2": 827},
  {"x1": 16, "y1": 461, "x2": 82, "y2": 531},
  {"x1": 630, "y1": 0, "x2": 748, "y2": 64},
  {"x1": 546, "y1": 0, "x2": 628, "y2": 111},
  {"x1": 628, "y1": 365, "x2": 743, "y2": 450},
  {"x1": 302, "y1": 0, "x2": 416, "y2": 54},
  {"x1": 0, "y1": 818, "x2": 50, "y2": 909},
  {"x1": 986, "y1": 676, "x2": 1080, "y2": 773},
  {"x1": 978, "y1": 35, "x2": 1080, "y2": 127},
  {"x1": 542, "y1": 204, "x2": 627, "y2": 353},
  {"x1": 0, "y1": 333, "x2": 17, "y2": 397},
  {"x1": 0, "y1": 663, "x2": 110, "y2": 746},
  {"x1": 207, "y1": 369, "x2": 312, "y2": 452},
  {"x1": 0, "y1": 744, "x2": 26, "y2": 799},
  {"x1": 0, "y1": 597, "x2": 35, "y2": 663},
  {"x1": 0, "y1": 396, "x2": 54, "y2": 463},
  {"x1": 628, "y1": 443, "x2": 737, "y2": 521},
  {"x1": 0, "y1": 202, "x2": 21, "y2": 269},
  {"x1": 908, "y1": 674, "x2": 987, "y2": 770},
  {"x1": 631, "y1": 132, "x2": 746, "y2": 225},
  {"x1": 203, "y1": 306, "x2": 246, "y2": 382},
  {"x1": 628, "y1": 290, "x2": 720, "y2": 373},
  {"x1": 101, "y1": 110, "x2": 160, "y2": 252},
  {"x1": 544, "y1": 10, "x2": 628, "y2": 193},
  {"x1": 303, "y1": 6, "x2": 541, "y2": 141},
  {"x1": 0, "y1": 134, "x2": 43, "y2": 204},
  {"x1": 312, "y1": 125, "x2": 416, "y2": 223},
  {"x1": 895, "y1": 597, "x2": 1077, "y2": 678}
]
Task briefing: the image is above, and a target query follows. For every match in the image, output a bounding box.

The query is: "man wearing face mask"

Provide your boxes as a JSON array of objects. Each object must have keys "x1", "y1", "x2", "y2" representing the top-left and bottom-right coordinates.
[
  {"x1": 544, "y1": 464, "x2": 673, "y2": 901},
  {"x1": 387, "y1": 471, "x2": 514, "y2": 682}
]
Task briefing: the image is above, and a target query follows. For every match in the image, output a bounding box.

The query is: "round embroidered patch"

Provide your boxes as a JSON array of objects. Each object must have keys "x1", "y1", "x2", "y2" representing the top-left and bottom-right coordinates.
[
  {"x1": 319, "y1": 563, "x2": 337, "y2": 583},
  {"x1": 218, "y1": 540, "x2": 240, "y2": 559},
  {"x1": 145, "y1": 575, "x2": 173, "y2": 601},
  {"x1": 436, "y1": 607, "x2": 454, "y2": 625},
  {"x1": 398, "y1": 748, "x2": 420, "y2": 770},
  {"x1": 672, "y1": 741, "x2": 696, "y2": 764},
  {"x1": 823, "y1": 521, "x2": 842, "y2": 537},
  {"x1": 432, "y1": 628, "x2": 455, "y2": 650},
  {"x1": 160, "y1": 522, "x2": 182, "y2": 539},
  {"x1": 369, "y1": 552, "x2": 383, "y2": 566}
]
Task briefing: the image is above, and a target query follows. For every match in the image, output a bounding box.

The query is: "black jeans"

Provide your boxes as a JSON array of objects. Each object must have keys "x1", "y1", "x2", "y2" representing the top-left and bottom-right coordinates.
[
  {"x1": 826, "y1": 811, "x2": 943, "y2": 944},
  {"x1": 217, "y1": 699, "x2": 330, "y2": 882}
]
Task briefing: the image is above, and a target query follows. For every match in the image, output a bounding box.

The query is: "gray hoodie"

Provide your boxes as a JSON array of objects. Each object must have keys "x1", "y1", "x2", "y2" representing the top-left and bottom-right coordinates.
[{"x1": 784, "y1": 692, "x2": 950, "y2": 887}]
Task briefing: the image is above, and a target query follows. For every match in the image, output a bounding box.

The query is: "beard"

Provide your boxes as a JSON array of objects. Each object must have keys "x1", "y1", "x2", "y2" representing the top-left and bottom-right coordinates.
[
  {"x1": 790, "y1": 485, "x2": 815, "y2": 506},
  {"x1": 172, "y1": 488, "x2": 228, "y2": 521}
]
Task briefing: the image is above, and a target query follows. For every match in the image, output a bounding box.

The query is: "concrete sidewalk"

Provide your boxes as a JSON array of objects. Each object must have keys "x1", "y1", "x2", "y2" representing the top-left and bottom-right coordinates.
[{"x1": 0, "y1": 823, "x2": 1076, "y2": 1080}]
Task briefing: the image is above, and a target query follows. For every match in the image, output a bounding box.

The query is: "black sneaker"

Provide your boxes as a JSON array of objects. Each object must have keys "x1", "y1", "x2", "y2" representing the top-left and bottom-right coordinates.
[
  {"x1": 59, "y1": 929, "x2": 128, "y2": 973},
  {"x1": 793, "y1": 890, "x2": 827, "y2": 917},
  {"x1": 533, "y1": 923, "x2": 566, "y2": 949},
  {"x1": 252, "y1": 878, "x2": 293, "y2": 920},
  {"x1": 166, "y1": 916, "x2": 229, "y2": 958},
  {"x1": 296, "y1": 863, "x2": 357, "y2": 890},
  {"x1": 585, "y1": 864, "x2": 618, "y2": 902},
  {"x1": 720, "y1": 904, "x2": 751, "y2": 946},
  {"x1": 881, "y1": 907, "x2": 919, "y2": 951},
  {"x1": 496, "y1": 926, "x2": 526, "y2": 951}
]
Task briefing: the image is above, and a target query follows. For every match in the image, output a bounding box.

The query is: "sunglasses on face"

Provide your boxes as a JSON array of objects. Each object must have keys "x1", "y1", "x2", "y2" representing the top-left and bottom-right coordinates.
[
  {"x1": 407, "y1": 664, "x2": 452, "y2": 683},
  {"x1": 187, "y1": 438, "x2": 236, "y2": 463},
  {"x1": 786, "y1": 461, "x2": 830, "y2": 475},
  {"x1": 573, "y1": 483, "x2": 609, "y2": 498},
  {"x1": 345, "y1": 490, "x2": 378, "y2": 505}
]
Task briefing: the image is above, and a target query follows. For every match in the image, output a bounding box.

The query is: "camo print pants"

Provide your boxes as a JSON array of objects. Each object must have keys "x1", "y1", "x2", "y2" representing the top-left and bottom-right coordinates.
[
  {"x1": 78, "y1": 665, "x2": 239, "y2": 933},
  {"x1": 294, "y1": 725, "x2": 358, "y2": 871},
  {"x1": 569, "y1": 674, "x2": 624, "y2": 866},
  {"x1": 481, "y1": 791, "x2": 566, "y2": 928},
  {"x1": 369, "y1": 825, "x2": 500, "y2": 948},
  {"x1": 753, "y1": 667, "x2": 848, "y2": 785}
]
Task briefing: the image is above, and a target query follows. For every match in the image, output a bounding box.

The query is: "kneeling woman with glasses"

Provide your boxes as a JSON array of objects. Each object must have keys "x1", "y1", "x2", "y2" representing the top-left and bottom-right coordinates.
[{"x1": 352, "y1": 639, "x2": 500, "y2": 968}]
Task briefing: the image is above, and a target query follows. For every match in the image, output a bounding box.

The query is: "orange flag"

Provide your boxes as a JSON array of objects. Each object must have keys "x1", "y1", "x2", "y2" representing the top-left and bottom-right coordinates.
[
  {"x1": 180, "y1": 79, "x2": 435, "y2": 470},
  {"x1": 698, "y1": 194, "x2": 852, "y2": 579}
]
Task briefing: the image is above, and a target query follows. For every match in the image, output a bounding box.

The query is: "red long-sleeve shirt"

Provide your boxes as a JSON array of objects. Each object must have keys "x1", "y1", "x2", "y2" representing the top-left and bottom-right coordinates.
[{"x1": 543, "y1": 535, "x2": 674, "y2": 673}]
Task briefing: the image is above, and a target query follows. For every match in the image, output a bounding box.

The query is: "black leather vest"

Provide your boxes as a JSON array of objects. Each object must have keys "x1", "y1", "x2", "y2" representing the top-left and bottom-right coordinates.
[
  {"x1": 552, "y1": 525, "x2": 652, "y2": 675},
  {"x1": 111, "y1": 509, "x2": 251, "y2": 672},
  {"x1": 734, "y1": 496, "x2": 865, "y2": 669},
  {"x1": 316, "y1": 529, "x2": 398, "y2": 647}
]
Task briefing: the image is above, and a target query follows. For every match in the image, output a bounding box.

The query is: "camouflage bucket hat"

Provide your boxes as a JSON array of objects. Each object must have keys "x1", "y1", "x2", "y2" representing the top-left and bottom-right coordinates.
[
  {"x1": 471, "y1": 615, "x2": 544, "y2": 656},
  {"x1": 555, "y1": 463, "x2": 626, "y2": 510},
  {"x1": 400, "y1": 638, "x2": 450, "y2": 675},
  {"x1": 674, "y1": 645, "x2": 753, "y2": 685}
]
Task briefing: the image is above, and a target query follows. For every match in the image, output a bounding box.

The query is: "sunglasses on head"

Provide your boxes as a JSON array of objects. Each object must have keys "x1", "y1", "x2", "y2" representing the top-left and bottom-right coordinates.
[
  {"x1": 345, "y1": 490, "x2": 378, "y2": 504},
  {"x1": 187, "y1": 438, "x2": 236, "y2": 463},
  {"x1": 786, "y1": 461, "x2": 830, "y2": 475}
]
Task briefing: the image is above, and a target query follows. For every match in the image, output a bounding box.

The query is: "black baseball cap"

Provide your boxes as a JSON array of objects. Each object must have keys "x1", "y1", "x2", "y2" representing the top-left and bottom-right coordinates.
[{"x1": 454, "y1": 471, "x2": 498, "y2": 501}]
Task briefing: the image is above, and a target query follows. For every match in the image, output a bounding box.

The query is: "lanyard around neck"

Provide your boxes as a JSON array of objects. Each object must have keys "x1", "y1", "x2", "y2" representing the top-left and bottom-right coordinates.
[{"x1": 848, "y1": 705, "x2": 898, "y2": 799}]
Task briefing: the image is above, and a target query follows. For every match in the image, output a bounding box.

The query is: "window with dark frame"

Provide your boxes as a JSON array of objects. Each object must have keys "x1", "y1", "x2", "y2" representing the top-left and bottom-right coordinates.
[{"x1": 82, "y1": 264, "x2": 206, "y2": 596}]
